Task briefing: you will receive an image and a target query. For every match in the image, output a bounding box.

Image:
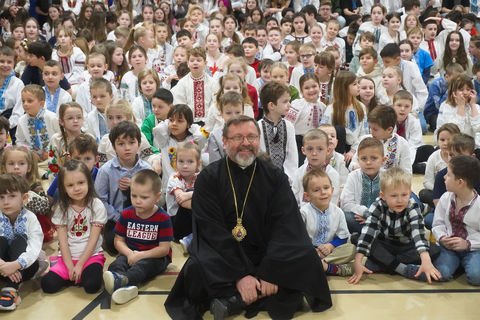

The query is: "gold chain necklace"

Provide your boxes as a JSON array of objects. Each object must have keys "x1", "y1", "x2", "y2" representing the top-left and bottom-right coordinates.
[{"x1": 226, "y1": 158, "x2": 257, "y2": 242}]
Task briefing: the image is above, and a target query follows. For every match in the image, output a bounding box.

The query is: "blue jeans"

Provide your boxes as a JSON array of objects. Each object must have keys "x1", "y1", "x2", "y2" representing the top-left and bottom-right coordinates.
[
  {"x1": 417, "y1": 110, "x2": 428, "y2": 135},
  {"x1": 434, "y1": 245, "x2": 480, "y2": 286},
  {"x1": 344, "y1": 211, "x2": 365, "y2": 234}
]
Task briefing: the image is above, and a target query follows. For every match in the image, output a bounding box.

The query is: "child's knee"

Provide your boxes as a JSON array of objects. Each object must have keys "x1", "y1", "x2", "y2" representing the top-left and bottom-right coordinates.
[
  {"x1": 41, "y1": 272, "x2": 64, "y2": 294},
  {"x1": 466, "y1": 266, "x2": 480, "y2": 286}
]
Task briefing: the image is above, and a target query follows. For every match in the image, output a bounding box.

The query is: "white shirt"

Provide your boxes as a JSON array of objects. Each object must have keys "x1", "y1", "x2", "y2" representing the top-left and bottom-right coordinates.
[
  {"x1": 16, "y1": 109, "x2": 60, "y2": 150},
  {"x1": 52, "y1": 47, "x2": 86, "y2": 86},
  {"x1": 292, "y1": 162, "x2": 340, "y2": 207},
  {"x1": 433, "y1": 191, "x2": 480, "y2": 251},
  {"x1": 300, "y1": 202, "x2": 350, "y2": 245},
  {"x1": 340, "y1": 168, "x2": 377, "y2": 217},
  {"x1": 393, "y1": 114, "x2": 423, "y2": 165},
  {"x1": 423, "y1": 149, "x2": 447, "y2": 190},
  {"x1": 437, "y1": 101, "x2": 480, "y2": 148},
  {"x1": 51, "y1": 198, "x2": 107, "y2": 259},
  {"x1": 1, "y1": 76, "x2": 24, "y2": 128},
  {"x1": 43, "y1": 87, "x2": 72, "y2": 115},
  {"x1": 285, "y1": 98, "x2": 327, "y2": 136}
]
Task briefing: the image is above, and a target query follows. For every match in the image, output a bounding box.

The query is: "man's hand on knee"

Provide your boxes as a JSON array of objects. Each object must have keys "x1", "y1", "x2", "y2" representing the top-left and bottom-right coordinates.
[{"x1": 236, "y1": 275, "x2": 260, "y2": 305}]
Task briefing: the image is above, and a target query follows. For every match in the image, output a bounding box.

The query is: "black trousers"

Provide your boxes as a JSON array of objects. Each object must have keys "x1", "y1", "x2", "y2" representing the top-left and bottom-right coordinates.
[
  {"x1": 354, "y1": 237, "x2": 440, "y2": 273},
  {"x1": 108, "y1": 254, "x2": 170, "y2": 286},
  {"x1": 426, "y1": 114, "x2": 438, "y2": 132},
  {"x1": 103, "y1": 219, "x2": 118, "y2": 255},
  {"x1": 171, "y1": 207, "x2": 193, "y2": 241},
  {"x1": 0, "y1": 235, "x2": 39, "y2": 289},
  {"x1": 41, "y1": 263, "x2": 103, "y2": 294}
]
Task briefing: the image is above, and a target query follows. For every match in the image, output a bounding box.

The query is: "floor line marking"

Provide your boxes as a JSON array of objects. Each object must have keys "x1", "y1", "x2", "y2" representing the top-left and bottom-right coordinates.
[{"x1": 72, "y1": 291, "x2": 108, "y2": 320}]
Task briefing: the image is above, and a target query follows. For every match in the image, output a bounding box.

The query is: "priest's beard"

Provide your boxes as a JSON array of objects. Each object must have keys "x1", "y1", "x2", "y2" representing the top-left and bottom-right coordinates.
[{"x1": 228, "y1": 145, "x2": 257, "y2": 168}]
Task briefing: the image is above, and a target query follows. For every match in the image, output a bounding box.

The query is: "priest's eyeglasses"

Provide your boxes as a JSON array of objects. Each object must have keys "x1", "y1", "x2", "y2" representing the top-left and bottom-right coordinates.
[{"x1": 227, "y1": 135, "x2": 260, "y2": 143}]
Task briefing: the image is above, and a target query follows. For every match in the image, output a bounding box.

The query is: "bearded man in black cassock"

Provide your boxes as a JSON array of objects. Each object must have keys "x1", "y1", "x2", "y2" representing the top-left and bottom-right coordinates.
[{"x1": 165, "y1": 116, "x2": 332, "y2": 319}]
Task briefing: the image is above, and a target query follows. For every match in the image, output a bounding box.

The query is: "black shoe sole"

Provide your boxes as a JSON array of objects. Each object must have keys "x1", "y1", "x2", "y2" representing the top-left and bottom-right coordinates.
[{"x1": 210, "y1": 298, "x2": 228, "y2": 320}]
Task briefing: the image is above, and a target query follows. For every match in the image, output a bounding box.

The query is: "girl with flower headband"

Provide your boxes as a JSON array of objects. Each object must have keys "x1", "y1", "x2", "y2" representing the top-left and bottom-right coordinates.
[
  {"x1": 166, "y1": 141, "x2": 202, "y2": 254},
  {"x1": 153, "y1": 104, "x2": 208, "y2": 201}
]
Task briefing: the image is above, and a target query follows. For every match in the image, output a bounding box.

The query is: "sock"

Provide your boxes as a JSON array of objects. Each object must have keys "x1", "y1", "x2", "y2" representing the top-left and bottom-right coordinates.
[
  {"x1": 326, "y1": 264, "x2": 338, "y2": 275},
  {"x1": 394, "y1": 263, "x2": 407, "y2": 275}
]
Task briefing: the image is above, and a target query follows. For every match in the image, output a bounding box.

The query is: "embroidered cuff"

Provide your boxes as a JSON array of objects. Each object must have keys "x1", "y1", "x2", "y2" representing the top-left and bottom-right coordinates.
[
  {"x1": 92, "y1": 222, "x2": 105, "y2": 228},
  {"x1": 16, "y1": 257, "x2": 27, "y2": 269}
]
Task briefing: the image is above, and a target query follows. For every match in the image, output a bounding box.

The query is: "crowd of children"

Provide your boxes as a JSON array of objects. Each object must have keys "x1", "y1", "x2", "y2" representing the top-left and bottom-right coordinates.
[{"x1": 1, "y1": 0, "x2": 480, "y2": 314}]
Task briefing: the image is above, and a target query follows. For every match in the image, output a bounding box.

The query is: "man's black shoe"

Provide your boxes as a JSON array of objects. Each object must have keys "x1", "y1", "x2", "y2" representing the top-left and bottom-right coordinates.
[{"x1": 210, "y1": 294, "x2": 245, "y2": 320}]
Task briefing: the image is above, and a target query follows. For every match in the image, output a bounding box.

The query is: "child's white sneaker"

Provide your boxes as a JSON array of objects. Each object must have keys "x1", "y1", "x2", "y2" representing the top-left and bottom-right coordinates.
[
  {"x1": 112, "y1": 286, "x2": 138, "y2": 304},
  {"x1": 0, "y1": 287, "x2": 21, "y2": 311}
]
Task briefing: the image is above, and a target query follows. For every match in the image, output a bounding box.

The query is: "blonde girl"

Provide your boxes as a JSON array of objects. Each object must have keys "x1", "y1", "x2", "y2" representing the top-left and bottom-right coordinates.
[
  {"x1": 380, "y1": 66, "x2": 418, "y2": 110},
  {"x1": 120, "y1": 45, "x2": 147, "y2": 104},
  {"x1": 226, "y1": 57, "x2": 259, "y2": 118},
  {"x1": 160, "y1": 46, "x2": 187, "y2": 90},
  {"x1": 309, "y1": 24, "x2": 324, "y2": 53},
  {"x1": 49, "y1": 102, "x2": 86, "y2": 173},
  {"x1": 132, "y1": 69, "x2": 160, "y2": 124},
  {"x1": 124, "y1": 27, "x2": 156, "y2": 70},
  {"x1": 270, "y1": 62, "x2": 300, "y2": 101},
  {"x1": 152, "y1": 104, "x2": 208, "y2": 197},
  {"x1": 314, "y1": 52, "x2": 335, "y2": 105},
  {"x1": 98, "y1": 99, "x2": 157, "y2": 166},
  {"x1": 321, "y1": 71, "x2": 368, "y2": 164},
  {"x1": 166, "y1": 141, "x2": 202, "y2": 249},
  {"x1": 209, "y1": 17, "x2": 224, "y2": 40},
  {"x1": 52, "y1": 26, "x2": 86, "y2": 87},
  {"x1": 437, "y1": 74, "x2": 480, "y2": 147},
  {"x1": 205, "y1": 73, "x2": 254, "y2": 131},
  {"x1": 41, "y1": 160, "x2": 107, "y2": 294},
  {"x1": 1, "y1": 147, "x2": 54, "y2": 241},
  {"x1": 152, "y1": 22, "x2": 173, "y2": 74},
  {"x1": 205, "y1": 33, "x2": 224, "y2": 78}
]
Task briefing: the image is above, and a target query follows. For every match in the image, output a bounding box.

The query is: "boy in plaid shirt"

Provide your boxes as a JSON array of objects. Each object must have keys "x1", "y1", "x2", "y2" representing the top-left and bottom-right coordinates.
[{"x1": 348, "y1": 167, "x2": 441, "y2": 284}]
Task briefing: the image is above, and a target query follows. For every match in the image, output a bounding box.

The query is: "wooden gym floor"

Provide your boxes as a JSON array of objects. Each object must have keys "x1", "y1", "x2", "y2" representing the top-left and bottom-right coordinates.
[{"x1": 2, "y1": 134, "x2": 479, "y2": 320}]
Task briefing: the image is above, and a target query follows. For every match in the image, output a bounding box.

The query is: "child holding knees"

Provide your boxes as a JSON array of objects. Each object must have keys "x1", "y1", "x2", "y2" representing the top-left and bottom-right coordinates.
[
  {"x1": 392, "y1": 90, "x2": 434, "y2": 174},
  {"x1": 142, "y1": 88, "x2": 173, "y2": 151},
  {"x1": 301, "y1": 169, "x2": 356, "y2": 277},
  {"x1": 1, "y1": 146, "x2": 53, "y2": 241},
  {"x1": 42, "y1": 60, "x2": 73, "y2": 114},
  {"x1": 270, "y1": 62, "x2": 300, "y2": 102},
  {"x1": 321, "y1": 71, "x2": 368, "y2": 165},
  {"x1": 95, "y1": 122, "x2": 153, "y2": 255},
  {"x1": 341, "y1": 138, "x2": 385, "y2": 234},
  {"x1": 97, "y1": 99, "x2": 157, "y2": 167},
  {"x1": 131, "y1": 69, "x2": 160, "y2": 125},
  {"x1": 348, "y1": 167, "x2": 441, "y2": 285},
  {"x1": 0, "y1": 174, "x2": 44, "y2": 311},
  {"x1": 104, "y1": 169, "x2": 173, "y2": 304},
  {"x1": 16, "y1": 84, "x2": 60, "y2": 162},
  {"x1": 207, "y1": 91, "x2": 244, "y2": 164},
  {"x1": 166, "y1": 142, "x2": 202, "y2": 252},
  {"x1": 292, "y1": 129, "x2": 340, "y2": 207},
  {"x1": 153, "y1": 104, "x2": 208, "y2": 197},
  {"x1": 286, "y1": 73, "x2": 326, "y2": 165},
  {"x1": 85, "y1": 78, "x2": 114, "y2": 143},
  {"x1": 258, "y1": 81, "x2": 298, "y2": 184},
  {"x1": 432, "y1": 155, "x2": 480, "y2": 286},
  {"x1": 41, "y1": 160, "x2": 107, "y2": 294},
  {"x1": 436, "y1": 74, "x2": 480, "y2": 149}
]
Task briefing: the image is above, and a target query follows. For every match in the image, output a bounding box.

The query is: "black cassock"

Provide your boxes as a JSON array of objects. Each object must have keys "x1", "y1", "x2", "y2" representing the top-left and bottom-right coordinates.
[{"x1": 165, "y1": 157, "x2": 332, "y2": 319}]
